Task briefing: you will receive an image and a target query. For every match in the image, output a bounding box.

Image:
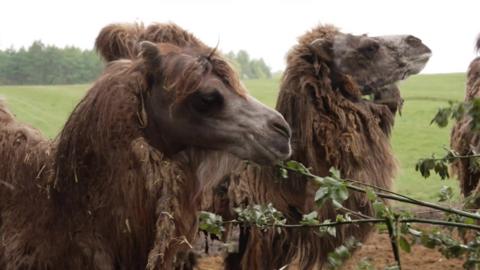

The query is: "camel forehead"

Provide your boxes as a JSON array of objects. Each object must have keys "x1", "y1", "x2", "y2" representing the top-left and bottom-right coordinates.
[
  {"x1": 333, "y1": 34, "x2": 366, "y2": 45},
  {"x1": 374, "y1": 35, "x2": 431, "y2": 56},
  {"x1": 332, "y1": 33, "x2": 430, "y2": 56},
  {"x1": 195, "y1": 73, "x2": 247, "y2": 100}
]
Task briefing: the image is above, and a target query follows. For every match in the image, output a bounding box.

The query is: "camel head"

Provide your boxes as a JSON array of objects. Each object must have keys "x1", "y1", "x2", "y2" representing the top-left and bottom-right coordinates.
[
  {"x1": 311, "y1": 32, "x2": 431, "y2": 94},
  {"x1": 139, "y1": 41, "x2": 292, "y2": 165}
]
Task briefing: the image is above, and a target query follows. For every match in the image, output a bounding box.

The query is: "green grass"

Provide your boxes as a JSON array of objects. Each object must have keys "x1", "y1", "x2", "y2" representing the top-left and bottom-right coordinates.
[
  {"x1": 392, "y1": 73, "x2": 466, "y2": 201},
  {"x1": 0, "y1": 73, "x2": 467, "y2": 201},
  {"x1": 0, "y1": 85, "x2": 86, "y2": 137}
]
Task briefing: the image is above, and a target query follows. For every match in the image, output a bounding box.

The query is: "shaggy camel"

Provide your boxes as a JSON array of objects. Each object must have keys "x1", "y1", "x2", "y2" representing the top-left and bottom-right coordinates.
[
  {"x1": 0, "y1": 24, "x2": 292, "y2": 269},
  {"x1": 451, "y1": 36, "x2": 480, "y2": 200},
  {"x1": 200, "y1": 25, "x2": 431, "y2": 270}
]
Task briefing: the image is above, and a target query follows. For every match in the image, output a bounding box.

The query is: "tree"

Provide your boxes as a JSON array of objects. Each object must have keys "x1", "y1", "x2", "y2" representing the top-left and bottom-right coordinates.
[
  {"x1": 224, "y1": 50, "x2": 272, "y2": 80},
  {"x1": 0, "y1": 41, "x2": 270, "y2": 85},
  {"x1": 0, "y1": 41, "x2": 103, "y2": 85}
]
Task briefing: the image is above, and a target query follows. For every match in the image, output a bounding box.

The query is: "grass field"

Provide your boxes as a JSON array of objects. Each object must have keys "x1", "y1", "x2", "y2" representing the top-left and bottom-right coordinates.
[{"x1": 0, "y1": 73, "x2": 466, "y2": 201}]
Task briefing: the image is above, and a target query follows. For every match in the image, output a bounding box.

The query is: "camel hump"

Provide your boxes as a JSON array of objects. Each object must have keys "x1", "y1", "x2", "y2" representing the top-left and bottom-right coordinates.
[
  {"x1": 0, "y1": 96, "x2": 14, "y2": 124},
  {"x1": 476, "y1": 34, "x2": 480, "y2": 53},
  {"x1": 466, "y1": 57, "x2": 480, "y2": 100},
  {"x1": 95, "y1": 22, "x2": 145, "y2": 62}
]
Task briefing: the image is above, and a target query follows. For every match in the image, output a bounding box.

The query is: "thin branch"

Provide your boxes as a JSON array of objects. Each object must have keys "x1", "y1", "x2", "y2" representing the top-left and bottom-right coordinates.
[
  {"x1": 226, "y1": 218, "x2": 385, "y2": 228},
  {"x1": 386, "y1": 218, "x2": 402, "y2": 270},
  {"x1": 220, "y1": 218, "x2": 480, "y2": 231},
  {"x1": 341, "y1": 176, "x2": 422, "y2": 203},
  {"x1": 402, "y1": 218, "x2": 480, "y2": 231},
  {"x1": 279, "y1": 165, "x2": 480, "y2": 221},
  {"x1": 372, "y1": 190, "x2": 480, "y2": 221},
  {"x1": 338, "y1": 205, "x2": 375, "y2": 220}
]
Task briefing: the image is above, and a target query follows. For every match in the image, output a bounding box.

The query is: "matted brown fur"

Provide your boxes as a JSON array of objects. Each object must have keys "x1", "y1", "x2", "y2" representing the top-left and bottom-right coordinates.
[
  {"x1": 450, "y1": 37, "x2": 480, "y2": 199},
  {"x1": 207, "y1": 25, "x2": 397, "y2": 270},
  {"x1": 0, "y1": 24, "x2": 246, "y2": 269},
  {"x1": 0, "y1": 98, "x2": 53, "y2": 269}
]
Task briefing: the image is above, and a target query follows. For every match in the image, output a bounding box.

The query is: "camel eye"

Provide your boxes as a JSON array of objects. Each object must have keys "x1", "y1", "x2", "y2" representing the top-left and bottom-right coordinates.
[
  {"x1": 360, "y1": 42, "x2": 380, "y2": 57},
  {"x1": 191, "y1": 90, "x2": 223, "y2": 114}
]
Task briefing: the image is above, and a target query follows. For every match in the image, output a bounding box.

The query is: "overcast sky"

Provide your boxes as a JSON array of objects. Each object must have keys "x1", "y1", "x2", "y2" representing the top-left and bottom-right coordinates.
[{"x1": 1, "y1": 0, "x2": 478, "y2": 73}]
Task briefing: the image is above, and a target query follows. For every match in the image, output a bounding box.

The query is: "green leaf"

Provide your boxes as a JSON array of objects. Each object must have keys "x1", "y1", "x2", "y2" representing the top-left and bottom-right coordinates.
[
  {"x1": 357, "y1": 258, "x2": 374, "y2": 270},
  {"x1": 384, "y1": 265, "x2": 400, "y2": 270},
  {"x1": 438, "y1": 185, "x2": 453, "y2": 202},
  {"x1": 335, "y1": 245, "x2": 350, "y2": 259},
  {"x1": 335, "y1": 184, "x2": 349, "y2": 202},
  {"x1": 326, "y1": 237, "x2": 359, "y2": 269},
  {"x1": 434, "y1": 161, "x2": 450, "y2": 180},
  {"x1": 284, "y1": 160, "x2": 310, "y2": 174},
  {"x1": 327, "y1": 226, "x2": 337, "y2": 237},
  {"x1": 300, "y1": 211, "x2": 320, "y2": 226},
  {"x1": 336, "y1": 214, "x2": 351, "y2": 222},
  {"x1": 198, "y1": 211, "x2": 224, "y2": 237},
  {"x1": 366, "y1": 187, "x2": 377, "y2": 202},
  {"x1": 373, "y1": 200, "x2": 389, "y2": 218},
  {"x1": 431, "y1": 107, "x2": 452, "y2": 127},
  {"x1": 398, "y1": 236, "x2": 411, "y2": 253},
  {"x1": 420, "y1": 233, "x2": 438, "y2": 249},
  {"x1": 315, "y1": 187, "x2": 330, "y2": 207},
  {"x1": 329, "y1": 167, "x2": 341, "y2": 178},
  {"x1": 279, "y1": 167, "x2": 288, "y2": 179},
  {"x1": 463, "y1": 217, "x2": 475, "y2": 225},
  {"x1": 332, "y1": 200, "x2": 344, "y2": 210},
  {"x1": 315, "y1": 187, "x2": 329, "y2": 201}
]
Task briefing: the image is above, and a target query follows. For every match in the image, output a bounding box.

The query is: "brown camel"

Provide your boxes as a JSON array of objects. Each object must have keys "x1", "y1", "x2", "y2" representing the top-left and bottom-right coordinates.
[
  {"x1": 450, "y1": 36, "x2": 480, "y2": 201},
  {"x1": 0, "y1": 23, "x2": 292, "y2": 269},
  {"x1": 200, "y1": 25, "x2": 431, "y2": 270}
]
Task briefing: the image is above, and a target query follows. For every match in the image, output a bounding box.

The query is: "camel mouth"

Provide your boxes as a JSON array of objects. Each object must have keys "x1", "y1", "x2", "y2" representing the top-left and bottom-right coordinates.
[
  {"x1": 404, "y1": 53, "x2": 432, "y2": 78},
  {"x1": 413, "y1": 52, "x2": 432, "y2": 65},
  {"x1": 411, "y1": 52, "x2": 432, "y2": 64},
  {"x1": 248, "y1": 134, "x2": 292, "y2": 165},
  {"x1": 397, "y1": 52, "x2": 432, "y2": 81}
]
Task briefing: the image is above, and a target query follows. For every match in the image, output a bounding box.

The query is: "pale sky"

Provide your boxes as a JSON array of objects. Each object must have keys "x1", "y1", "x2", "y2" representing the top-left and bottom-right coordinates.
[{"x1": 1, "y1": 0, "x2": 478, "y2": 74}]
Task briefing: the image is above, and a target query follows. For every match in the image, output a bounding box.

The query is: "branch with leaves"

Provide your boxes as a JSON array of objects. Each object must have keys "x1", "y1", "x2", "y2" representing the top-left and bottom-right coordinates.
[
  {"x1": 197, "y1": 98, "x2": 480, "y2": 269},
  {"x1": 430, "y1": 98, "x2": 480, "y2": 130},
  {"x1": 198, "y1": 160, "x2": 480, "y2": 269},
  {"x1": 418, "y1": 98, "x2": 480, "y2": 180}
]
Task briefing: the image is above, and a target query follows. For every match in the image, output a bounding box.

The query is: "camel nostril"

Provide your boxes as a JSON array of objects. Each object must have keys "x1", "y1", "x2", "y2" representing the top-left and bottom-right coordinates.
[
  {"x1": 406, "y1": 35, "x2": 422, "y2": 47},
  {"x1": 271, "y1": 120, "x2": 291, "y2": 139}
]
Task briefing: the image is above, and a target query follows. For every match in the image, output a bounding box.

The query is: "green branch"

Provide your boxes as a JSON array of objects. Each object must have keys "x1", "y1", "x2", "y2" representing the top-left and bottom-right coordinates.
[
  {"x1": 220, "y1": 217, "x2": 480, "y2": 231},
  {"x1": 278, "y1": 163, "x2": 480, "y2": 221}
]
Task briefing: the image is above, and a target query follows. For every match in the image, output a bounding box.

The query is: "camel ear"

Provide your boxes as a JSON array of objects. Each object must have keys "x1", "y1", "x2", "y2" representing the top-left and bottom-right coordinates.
[
  {"x1": 139, "y1": 41, "x2": 161, "y2": 70},
  {"x1": 309, "y1": 38, "x2": 332, "y2": 61}
]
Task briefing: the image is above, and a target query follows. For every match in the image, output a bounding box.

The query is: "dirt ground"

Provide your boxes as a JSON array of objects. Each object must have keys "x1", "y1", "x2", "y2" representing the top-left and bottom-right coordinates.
[
  {"x1": 341, "y1": 231, "x2": 464, "y2": 270},
  {"x1": 196, "y1": 230, "x2": 465, "y2": 270}
]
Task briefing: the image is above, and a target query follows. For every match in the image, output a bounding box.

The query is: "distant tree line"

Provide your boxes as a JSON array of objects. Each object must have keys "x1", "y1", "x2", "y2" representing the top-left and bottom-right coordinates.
[
  {"x1": 0, "y1": 41, "x2": 272, "y2": 85},
  {"x1": 225, "y1": 50, "x2": 272, "y2": 80},
  {"x1": 0, "y1": 41, "x2": 103, "y2": 85}
]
